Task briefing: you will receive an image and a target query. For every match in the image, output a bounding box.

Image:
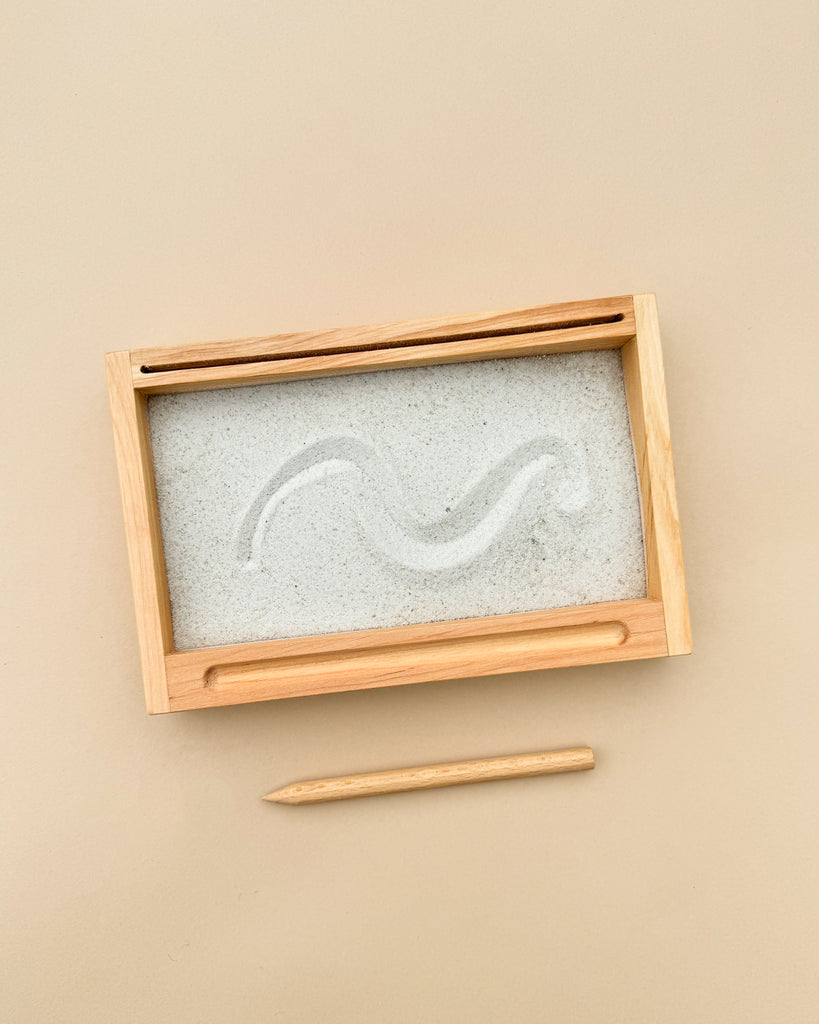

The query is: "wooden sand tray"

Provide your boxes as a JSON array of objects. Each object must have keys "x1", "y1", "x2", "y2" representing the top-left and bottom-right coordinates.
[{"x1": 106, "y1": 293, "x2": 690, "y2": 713}]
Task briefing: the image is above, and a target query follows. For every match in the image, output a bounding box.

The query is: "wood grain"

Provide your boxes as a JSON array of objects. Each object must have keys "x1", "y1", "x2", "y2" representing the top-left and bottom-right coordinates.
[
  {"x1": 165, "y1": 599, "x2": 667, "y2": 711},
  {"x1": 264, "y1": 747, "x2": 595, "y2": 804},
  {"x1": 105, "y1": 353, "x2": 174, "y2": 713},
  {"x1": 132, "y1": 317, "x2": 636, "y2": 394},
  {"x1": 622, "y1": 295, "x2": 692, "y2": 655},
  {"x1": 132, "y1": 295, "x2": 633, "y2": 373}
]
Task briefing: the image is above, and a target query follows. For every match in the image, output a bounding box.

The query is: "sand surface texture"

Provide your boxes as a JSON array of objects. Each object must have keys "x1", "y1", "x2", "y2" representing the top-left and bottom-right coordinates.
[{"x1": 148, "y1": 349, "x2": 647, "y2": 649}]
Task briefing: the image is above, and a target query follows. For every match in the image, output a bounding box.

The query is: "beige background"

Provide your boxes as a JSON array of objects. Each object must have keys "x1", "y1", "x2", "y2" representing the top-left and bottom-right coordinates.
[{"x1": 2, "y1": 2, "x2": 817, "y2": 1021}]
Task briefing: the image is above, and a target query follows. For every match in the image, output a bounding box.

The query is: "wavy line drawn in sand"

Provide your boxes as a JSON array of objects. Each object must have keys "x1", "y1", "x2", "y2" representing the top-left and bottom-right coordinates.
[{"x1": 235, "y1": 436, "x2": 590, "y2": 572}]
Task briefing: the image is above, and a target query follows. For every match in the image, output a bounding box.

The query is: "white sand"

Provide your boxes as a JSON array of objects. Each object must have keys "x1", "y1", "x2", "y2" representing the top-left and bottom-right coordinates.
[{"x1": 147, "y1": 350, "x2": 647, "y2": 649}]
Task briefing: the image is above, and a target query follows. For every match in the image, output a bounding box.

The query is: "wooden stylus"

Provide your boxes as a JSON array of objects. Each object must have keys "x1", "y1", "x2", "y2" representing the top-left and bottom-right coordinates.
[{"x1": 263, "y1": 746, "x2": 594, "y2": 804}]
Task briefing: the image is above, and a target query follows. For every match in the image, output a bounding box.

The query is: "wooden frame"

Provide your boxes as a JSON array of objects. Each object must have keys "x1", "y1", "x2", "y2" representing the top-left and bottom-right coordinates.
[{"x1": 106, "y1": 293, "x2": 691, "y2": 714}]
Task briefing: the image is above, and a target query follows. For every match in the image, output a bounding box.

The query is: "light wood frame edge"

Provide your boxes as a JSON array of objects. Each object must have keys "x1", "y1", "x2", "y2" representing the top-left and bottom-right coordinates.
[
  {"x1": 133, "y1": 320, "x2": 633, "y2": 393},
  {"x1": 622, "y1": 294, "x2": 692, "y2": 655},
  {"x1": 131, "y1": 294, "x2": 633, "y2": 373},
  {"x1": 106, "y1": 352, "x2": 174, "y2": 713},
  {"x1": 106, "y1": 293, "x2": 690, "y2": 713},
  {"x1": 165, "y1": 598, "x2": 667, "y2": 711}
]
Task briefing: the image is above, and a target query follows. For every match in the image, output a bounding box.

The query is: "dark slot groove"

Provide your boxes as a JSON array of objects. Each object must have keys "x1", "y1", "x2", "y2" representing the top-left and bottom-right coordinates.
[{"x1": 139, "y1": 313, "x2": 625, "y2": 374}]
